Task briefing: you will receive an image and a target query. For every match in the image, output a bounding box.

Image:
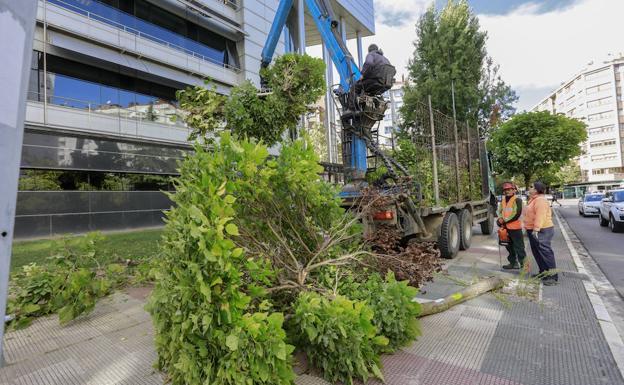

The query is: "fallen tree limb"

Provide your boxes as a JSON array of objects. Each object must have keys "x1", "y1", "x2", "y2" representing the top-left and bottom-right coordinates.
[{"x1": 418, "y1": 276, "x2": 505, "y2": 317}]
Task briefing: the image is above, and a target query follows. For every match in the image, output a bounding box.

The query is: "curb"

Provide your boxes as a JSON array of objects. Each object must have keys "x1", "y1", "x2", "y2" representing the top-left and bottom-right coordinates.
[{"x1": 553, "y1": 209, "x2": 624, "y2": 378}]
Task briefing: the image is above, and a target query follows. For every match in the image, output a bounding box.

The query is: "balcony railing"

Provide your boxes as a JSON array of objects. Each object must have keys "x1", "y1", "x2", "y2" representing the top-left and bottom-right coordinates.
[
  {"x1": 26, "y1": 92, "x2": 192, "y2": 144},
  {"x1": 44, "y1": 0, "x2": 241, "y2": 73}
]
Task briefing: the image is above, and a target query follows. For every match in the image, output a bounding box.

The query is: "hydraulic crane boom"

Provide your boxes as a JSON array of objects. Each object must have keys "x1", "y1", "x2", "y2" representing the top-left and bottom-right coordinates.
[{"x1": 260, "y1": 0, "x2": 376, "y2": 185}]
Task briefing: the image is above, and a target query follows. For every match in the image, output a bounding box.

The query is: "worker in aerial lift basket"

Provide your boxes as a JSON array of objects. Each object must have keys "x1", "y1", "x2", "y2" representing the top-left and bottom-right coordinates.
[
  {"x1": 497, "y1": 182, "x2": 526, "y2": 270},
  {"x1": 355, "y1": 44, "x2": 396, "y2": 96}
]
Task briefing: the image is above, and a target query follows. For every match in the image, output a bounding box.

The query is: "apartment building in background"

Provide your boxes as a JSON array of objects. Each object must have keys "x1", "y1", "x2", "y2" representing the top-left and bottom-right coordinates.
[
  {"x1": 18, "y1": 0, "x2": 375, "y2": 238},
  {"x1": 532, "y1": 54, "x2": 624, "y2": 187},
  {"x1": 379, "y1": 80, "x2": 405, "y2": 148}
]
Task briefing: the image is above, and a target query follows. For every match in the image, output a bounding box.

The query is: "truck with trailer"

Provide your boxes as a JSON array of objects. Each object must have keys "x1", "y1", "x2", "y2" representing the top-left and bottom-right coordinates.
[{"x1": 260, "y1": 0, "x2": 497, "y2": 260}]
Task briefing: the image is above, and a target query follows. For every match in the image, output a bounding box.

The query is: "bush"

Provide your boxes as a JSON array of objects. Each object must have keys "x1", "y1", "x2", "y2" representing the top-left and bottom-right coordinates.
[
  {"x1": 146, "y1": 133, "x2": 295, "y2": 385},
  {"x1": 340, "y1": 272, "x2": 421, "y2": 352},
  {"x1": 289, "y1": 291, "x2": 387, "y2": 385},
  {"x1": 7, "y1": 233, "x2": 121, "y2": 328}
]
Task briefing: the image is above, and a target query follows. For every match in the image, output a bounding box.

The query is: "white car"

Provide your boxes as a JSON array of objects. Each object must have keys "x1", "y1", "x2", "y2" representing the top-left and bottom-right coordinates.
[
  {"x1": 578, "y1": 193, "x2": 604, "y2": 217},
  {"x1": 598, "y1": 189, "x2": 624, "y2": 233}
]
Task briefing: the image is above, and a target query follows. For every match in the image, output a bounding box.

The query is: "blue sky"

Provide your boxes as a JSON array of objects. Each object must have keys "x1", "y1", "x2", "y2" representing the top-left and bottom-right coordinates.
[{"x1": 367, "y1": 0, "x2": 622, "y2": 111}]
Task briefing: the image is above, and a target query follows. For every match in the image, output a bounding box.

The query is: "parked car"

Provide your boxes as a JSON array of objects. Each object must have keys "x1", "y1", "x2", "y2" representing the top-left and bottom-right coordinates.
[
  {"x1": 598, "y1": 189, "x2": 624, "y2": 232},
  {"x1": 578, "y1": 193, "x2": 604, "y2": 216}
]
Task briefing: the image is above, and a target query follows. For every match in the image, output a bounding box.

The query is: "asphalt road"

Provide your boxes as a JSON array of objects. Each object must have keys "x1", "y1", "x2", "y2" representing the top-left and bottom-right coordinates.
[{"x1": 557, "y1": 202, "x2": 624, "y2": 297}]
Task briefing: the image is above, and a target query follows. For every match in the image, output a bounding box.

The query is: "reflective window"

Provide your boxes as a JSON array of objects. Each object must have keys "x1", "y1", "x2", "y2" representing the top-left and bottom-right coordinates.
[{"x1": 48, "y1": 0, "x2": 238, "y2": 69}]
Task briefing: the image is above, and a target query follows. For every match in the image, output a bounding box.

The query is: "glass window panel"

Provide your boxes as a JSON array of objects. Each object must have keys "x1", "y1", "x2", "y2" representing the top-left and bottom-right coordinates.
[
  {"x1": 51, "y1": 74, "x2": 99, "y2": 109},
  {"x1": 99, "y1": 84, "x2": 120, "y2": 107},
  {"x1": 119, "y1": 89, "x2": 136, "y2": 109}
]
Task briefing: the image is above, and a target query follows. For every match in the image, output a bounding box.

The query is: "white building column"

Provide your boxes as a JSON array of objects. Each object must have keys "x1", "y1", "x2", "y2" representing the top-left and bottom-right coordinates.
[
  {"x1": 356, "y1": 30, "x2": 363, "y2": 68},
  {"x1": 297, "y1": 0, "x2": 305, "y2": 54},
  {"x1": 340, "y1": 16, "x2": 347, "y2": 42},
  {"x1": 0, "y1": 0, "x2": 38, "y2": 365},
  {"x1": 323, "y1": 43, "x2": 336, "y2": 163}
]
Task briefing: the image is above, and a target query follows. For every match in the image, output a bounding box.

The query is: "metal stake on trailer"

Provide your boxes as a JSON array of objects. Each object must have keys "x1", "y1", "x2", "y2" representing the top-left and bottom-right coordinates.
[{"x1": 0, "y1": 0, "x2": 38, "y2": 366}]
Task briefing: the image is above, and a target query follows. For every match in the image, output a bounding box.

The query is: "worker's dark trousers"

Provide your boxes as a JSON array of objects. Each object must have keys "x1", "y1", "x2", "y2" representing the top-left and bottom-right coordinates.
[
  {"x1": 527, "y1": 227, "x2": 558, "y2": 280},
  {"x1": 505, "y1": 228, "x2": 526, "y2": 266}
]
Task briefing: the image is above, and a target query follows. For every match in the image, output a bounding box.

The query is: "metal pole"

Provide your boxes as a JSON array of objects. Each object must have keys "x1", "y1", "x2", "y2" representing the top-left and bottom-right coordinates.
[
  {"x1": 428, "y1": 95, "x2": 440, "y2": 206},
  {"x1": 340, "y1": 16, "x2": 347, "y2": 43},
  {"x1": 0, "y1": 0, "x2": 38, "y2": 365},
  {"x1": 356, "y1": 31, "x2": 363, "y2": 68},
  {"x1": 322, "y1": 43, "x2": 334, "y2": 163},
  {"x1": 297, "y1": 0, "x2": 306, "y2": 138},
  {"x1": 43, "y1": 0, "x2": 48, "y2": 124},
  {"x1": 451, "y1": 80, "x2": 461, "y2": 201},
  {"x1": 466, "y1": 120, "x2": 473, "y2": 199},
  {"x1": 297, "y1": 0, "x2": 305, "y2": 55}
]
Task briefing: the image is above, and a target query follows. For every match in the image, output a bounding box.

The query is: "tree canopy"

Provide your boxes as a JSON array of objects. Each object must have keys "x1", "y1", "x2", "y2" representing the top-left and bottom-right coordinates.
[
  {"x1": 400, "y1": 0, "x2": 517, "y2": 136},
  {"x1": 488, "y1": 111, "x2": 587, "y2": 189}
]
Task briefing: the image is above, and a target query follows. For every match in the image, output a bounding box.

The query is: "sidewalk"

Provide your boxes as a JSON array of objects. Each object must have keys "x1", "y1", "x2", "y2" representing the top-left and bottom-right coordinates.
[{"x1": 2, "y1": 217, "x2": 623, "y2": 385}]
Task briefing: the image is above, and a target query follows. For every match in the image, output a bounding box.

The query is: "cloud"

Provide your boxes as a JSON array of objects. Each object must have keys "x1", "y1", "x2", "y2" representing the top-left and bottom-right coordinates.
[
  {"x1": 373, "y1": 0, "x2": 429, "y2": 27},
  {"x1": 479, "y1": 0, "x2": 623, "y2": 108}
]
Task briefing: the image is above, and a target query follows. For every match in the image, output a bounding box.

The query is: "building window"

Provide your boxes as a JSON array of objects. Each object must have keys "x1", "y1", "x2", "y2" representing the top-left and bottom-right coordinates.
[
  {"x1": 28, "y1": 51, "x2": 187, "y2": 126},
  {"x1": 586, "y1": 82, "x2": 611, "y2": 95},
  {"x1": 49, "y1": 0, "x2": 239, "y2": 69},
  {"x1": 588, "y1": 124, "x2": 615, "y2": 135},
  {"x1": 590, "y1": 140, "x2": 616, "y2": 148},
  {"x1": 585, "y1": 67, "x2": 610, "y2": 81},
  {"x1": 591, "y1": 153, "x2": 618, "y2": 161},
  {"x1": 587, "y1": 96, "x2": 612, "y2": 108},
  {"x1": 587, "y1": 111, "x2": 614, "y2": 121}
]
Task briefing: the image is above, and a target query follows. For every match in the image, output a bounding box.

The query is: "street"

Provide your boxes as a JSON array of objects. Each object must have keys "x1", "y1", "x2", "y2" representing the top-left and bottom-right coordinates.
[{"x1": 557, "y1": 201, "x2": 624, "y2": 298}]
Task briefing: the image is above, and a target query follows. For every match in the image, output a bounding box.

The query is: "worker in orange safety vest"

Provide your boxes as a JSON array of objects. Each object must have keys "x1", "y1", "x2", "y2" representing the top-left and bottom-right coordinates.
[{"x1": 497, "y1": 182, "x2": 526, "y2": 269}]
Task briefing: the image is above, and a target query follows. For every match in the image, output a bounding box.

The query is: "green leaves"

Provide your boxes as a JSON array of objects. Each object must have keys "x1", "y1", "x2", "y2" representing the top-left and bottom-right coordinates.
[
  {"x1": 290, "y1": 292, "x2": 386, "y2": 385},
  {"x1": 179, "y1": 54, "x2": 325, "y2": 146},
  {"x1": 488, "y1": 111, "x2": 587, "y2": 188}
]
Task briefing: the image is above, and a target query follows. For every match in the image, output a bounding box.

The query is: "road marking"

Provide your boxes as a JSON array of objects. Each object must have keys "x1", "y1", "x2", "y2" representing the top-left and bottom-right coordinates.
[{"x1": 554, "y1": 209, "x2": 624, "y2": 378}]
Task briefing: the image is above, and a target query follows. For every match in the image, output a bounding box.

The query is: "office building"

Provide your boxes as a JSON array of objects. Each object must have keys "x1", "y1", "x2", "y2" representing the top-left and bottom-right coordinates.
[
  {"x1": 17, "y1": 0, "x2": 374, "y2": 237},
  {"x1": 533, "y1": 54, "x2": 624, "y2": 185}
]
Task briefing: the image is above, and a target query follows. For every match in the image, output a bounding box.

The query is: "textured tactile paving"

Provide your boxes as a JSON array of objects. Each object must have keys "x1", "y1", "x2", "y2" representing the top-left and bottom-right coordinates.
[{"x1": 1, "y1": 228, "x2": 622, "y2": 385}]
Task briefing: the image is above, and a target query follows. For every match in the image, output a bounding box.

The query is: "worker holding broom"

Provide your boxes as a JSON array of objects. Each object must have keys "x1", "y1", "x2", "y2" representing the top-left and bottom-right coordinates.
[{"x1": 497, "y1": 182, "x2": 526, "y2": 270}]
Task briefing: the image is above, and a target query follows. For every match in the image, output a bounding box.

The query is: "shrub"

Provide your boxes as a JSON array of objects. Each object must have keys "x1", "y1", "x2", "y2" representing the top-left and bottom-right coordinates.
[
  {"x1": 340, "y1": 272, "x2": 421, "y2": 352},
  {"x1": 7, "y1": 233, "x2": 120, "y2": 328},
  {"x1": 289, "y1": 291, "x2": 387, "y2": 385},
  {"x1": 146, "y1": 133, "x2": 295, "y2": 385}
]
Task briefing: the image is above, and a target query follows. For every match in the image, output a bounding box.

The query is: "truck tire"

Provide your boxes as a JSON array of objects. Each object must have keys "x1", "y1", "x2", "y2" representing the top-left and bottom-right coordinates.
[
  {"x1": 480, "y1": 207, "x2": 495, "y2": 235},
  {"x1": 439, "y1": 212, "x2": 460, "y2": 259},
  {"x1": 459, "y1": 209, "x2": 472, "y2": 251}
]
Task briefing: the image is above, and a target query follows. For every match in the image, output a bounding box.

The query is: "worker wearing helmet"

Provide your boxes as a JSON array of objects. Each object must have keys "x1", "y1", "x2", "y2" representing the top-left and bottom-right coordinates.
[{"x1": 497, "y1": 182, "x2": 526, "y2": 269}]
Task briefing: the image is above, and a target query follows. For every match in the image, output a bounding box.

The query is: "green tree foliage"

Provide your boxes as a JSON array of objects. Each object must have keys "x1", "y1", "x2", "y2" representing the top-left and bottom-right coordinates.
[
  {"x1": 338, "y1": 272, "x2": 421, "y2": 352},
  {"x1": 289, "y1": 292, "x2": 387, "y2": 385},
  {"x1": 401, "y1": 1, "x2": 516, "y2": 136},
  {"x1": 478, "y1": 57, "x2": 518, "y2": 136},
  {"x1": 7, "y1": 233, "x2": 128, "y2": 329},
  {"x1": 177, "y1": 54, "x2": 325, "y2": 145},
  {"x1": 18, "y1": 170, "x2": 62, "y2": 190},
  {"x1": 488, "y1": 111, "x2": 587, "y2": 189},
  {"x1": 147, "y1": 134, "x2": 295, "y2": 385}
]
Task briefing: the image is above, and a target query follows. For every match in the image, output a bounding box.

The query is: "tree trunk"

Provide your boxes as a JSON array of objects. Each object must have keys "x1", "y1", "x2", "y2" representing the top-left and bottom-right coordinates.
[
  {"x1": 524, "y1": 173, "x2": 532, "y2": 190},
  {"x1": 418, "y1": 276, "x2": 504, "y2": 317}
]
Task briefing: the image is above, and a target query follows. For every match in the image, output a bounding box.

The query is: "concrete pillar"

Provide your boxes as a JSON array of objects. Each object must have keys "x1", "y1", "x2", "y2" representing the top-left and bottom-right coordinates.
[
  {"x1": 323, "y1": 43, "x2": 336, "y2": 163},
  {"x1": 297, "y1": 0, "x2": 305, "y2": 54},
  {"x1": 356, "y1": 30, "x2": 363, "y2": 68},
  {"x1": 0, "y1": 0, "x2": 38, "y2": 365}
]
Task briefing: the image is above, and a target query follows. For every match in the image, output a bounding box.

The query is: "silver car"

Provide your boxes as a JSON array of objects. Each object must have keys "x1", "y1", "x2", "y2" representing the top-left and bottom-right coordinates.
[
  {"x1": 598, "y1": 189, "x2": 624, "y2": 233},
  {"x1": 578, "y1": 193, "x2": 604, "y2": 217}
]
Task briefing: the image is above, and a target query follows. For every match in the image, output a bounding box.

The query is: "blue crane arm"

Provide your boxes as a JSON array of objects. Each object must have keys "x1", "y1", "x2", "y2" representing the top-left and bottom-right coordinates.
[{"x1": 260, "y1": 0, "x2": 361, "y2": 92}]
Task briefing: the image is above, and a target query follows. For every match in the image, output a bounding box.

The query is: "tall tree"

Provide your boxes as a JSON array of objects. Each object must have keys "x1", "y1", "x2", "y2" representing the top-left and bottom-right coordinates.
[
  {"x1": 488, "y1": 111, "x2": 587, "y2": 189},
  {"x1": 400, "y1": 1, "x2": 516, "y2": 136},
  {"x1": 478, "y1": 57, "x2": 518, "y2": 137}
]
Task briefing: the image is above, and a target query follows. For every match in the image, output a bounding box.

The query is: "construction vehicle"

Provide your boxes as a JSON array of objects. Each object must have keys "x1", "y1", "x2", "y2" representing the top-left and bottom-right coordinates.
[{"x1": 260, "y1": 0, "x2": 496, "y2": 259}]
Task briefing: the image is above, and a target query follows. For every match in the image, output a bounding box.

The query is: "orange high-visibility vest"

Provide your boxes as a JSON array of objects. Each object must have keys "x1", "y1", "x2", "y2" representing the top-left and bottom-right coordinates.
[{"x1": 500, "y1": 195, "x2": 522, "y2": 230}]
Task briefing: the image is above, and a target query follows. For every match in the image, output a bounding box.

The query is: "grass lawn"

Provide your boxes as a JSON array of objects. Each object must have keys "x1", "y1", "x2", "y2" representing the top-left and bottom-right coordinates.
[{"x1": 10, "y1": 228, "x2": 164, "y2": 273}]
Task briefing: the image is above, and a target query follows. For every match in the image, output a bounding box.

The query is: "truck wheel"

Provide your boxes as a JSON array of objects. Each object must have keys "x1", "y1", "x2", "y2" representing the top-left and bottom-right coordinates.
[
  {"x1": 459, "y1": 209, "x2": 472, "y2": 250},
  {"x1": 480, "y1": 207, "x2": 494, "y2": 235},
  {"x1": 439, "y1": 212, "x2": 460, "y2": 259}
]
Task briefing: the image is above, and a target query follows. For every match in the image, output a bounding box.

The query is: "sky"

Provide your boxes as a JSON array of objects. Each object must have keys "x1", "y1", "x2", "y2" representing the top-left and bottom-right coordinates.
[{"x1": 315, "y1": 0, "x2": 623, "y2": 112}]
